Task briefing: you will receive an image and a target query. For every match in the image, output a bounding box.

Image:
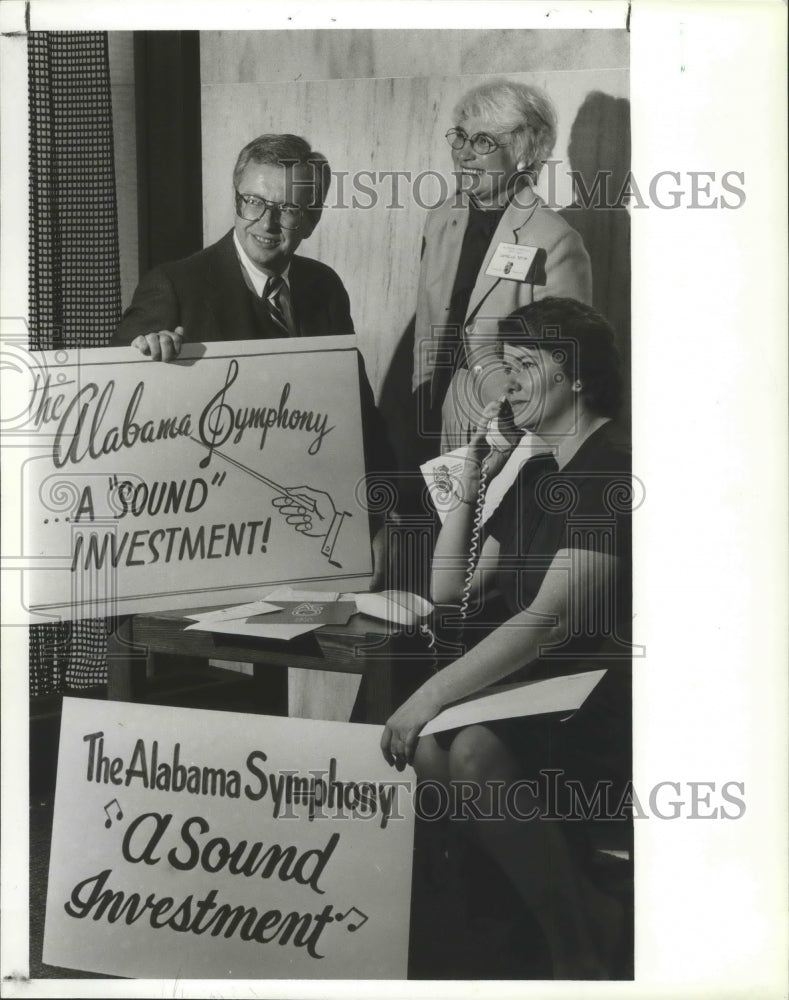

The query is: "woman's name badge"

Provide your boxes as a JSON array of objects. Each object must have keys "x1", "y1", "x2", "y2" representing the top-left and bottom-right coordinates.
[{"x1": 485, "y1": 242, "x2": 539, "y2": 281}]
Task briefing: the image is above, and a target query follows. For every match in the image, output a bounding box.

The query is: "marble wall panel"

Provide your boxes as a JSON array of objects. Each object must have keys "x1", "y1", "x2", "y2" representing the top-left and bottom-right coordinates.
[
  {"x1": 201, "y1": 29, "x2": 463, "y2": 85},
  {"x1": 459, "y1": 28, "x2": 630, "y2": 74},
  {"x1": 200, "y1": 29, "x2": 628, "y2": 85}
]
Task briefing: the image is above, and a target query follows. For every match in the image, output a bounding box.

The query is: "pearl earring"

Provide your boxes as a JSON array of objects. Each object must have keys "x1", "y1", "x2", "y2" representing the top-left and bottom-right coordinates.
[{"x1": 572, "y1": 381, "x2": 583, "y2": 392}]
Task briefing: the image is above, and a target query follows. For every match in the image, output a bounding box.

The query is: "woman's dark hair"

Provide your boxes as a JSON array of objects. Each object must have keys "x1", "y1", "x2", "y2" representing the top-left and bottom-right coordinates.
[{"x1": 498, "y1": 297, "x2": 624, "y2": 418}]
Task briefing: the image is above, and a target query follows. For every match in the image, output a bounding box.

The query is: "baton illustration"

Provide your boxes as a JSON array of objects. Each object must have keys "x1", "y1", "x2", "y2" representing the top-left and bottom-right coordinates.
[{"x1": 189, "y1": 436, "x2": 350, "y2": 565}]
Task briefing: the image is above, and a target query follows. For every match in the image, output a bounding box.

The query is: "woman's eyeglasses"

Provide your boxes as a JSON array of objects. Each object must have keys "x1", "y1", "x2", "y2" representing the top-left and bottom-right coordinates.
[{"x1": 445, "y1": 127, "x2": 512, "y2": 156}]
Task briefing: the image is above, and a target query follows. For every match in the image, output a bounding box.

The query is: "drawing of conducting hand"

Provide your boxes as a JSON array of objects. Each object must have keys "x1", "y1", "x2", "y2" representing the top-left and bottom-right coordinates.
[
  {"x1": 271, "y1": 487, "x2": 351, "y2": 567},
  {"x1": 189, "y1": 436, "x2": 350, "y2": 567}
]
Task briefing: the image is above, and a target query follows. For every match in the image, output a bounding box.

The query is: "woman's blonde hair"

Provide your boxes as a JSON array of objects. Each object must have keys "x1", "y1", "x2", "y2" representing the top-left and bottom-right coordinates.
[{"x1": 453, "y1": 79, "x2": 557, "y2": 180}]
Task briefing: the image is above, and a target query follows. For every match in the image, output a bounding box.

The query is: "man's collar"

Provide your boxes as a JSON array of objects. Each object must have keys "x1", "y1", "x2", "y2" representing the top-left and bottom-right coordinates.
[{"x1": 233, "y1": 231, "x2": 291, "y2": 296}]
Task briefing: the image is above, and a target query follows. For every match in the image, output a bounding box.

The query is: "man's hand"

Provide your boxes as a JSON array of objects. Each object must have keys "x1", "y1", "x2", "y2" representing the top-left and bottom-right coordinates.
[{"x1": 131, "y1": 326, "x2": 184, "y2": 362}]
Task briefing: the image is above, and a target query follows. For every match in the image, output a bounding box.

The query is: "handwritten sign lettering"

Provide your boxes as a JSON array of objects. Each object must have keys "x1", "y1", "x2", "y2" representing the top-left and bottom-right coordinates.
[
  {"x1": 43, "y1": 698, "x2": 414, "y2": 979},
  {"x1": 14, "y1": 337, "x2": 372, "y2": 619}
]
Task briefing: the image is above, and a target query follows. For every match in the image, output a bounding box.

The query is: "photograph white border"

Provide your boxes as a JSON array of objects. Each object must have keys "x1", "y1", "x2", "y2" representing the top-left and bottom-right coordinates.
[{"x1": 2, "y1": 1, "x2": 787, "y2": 997}]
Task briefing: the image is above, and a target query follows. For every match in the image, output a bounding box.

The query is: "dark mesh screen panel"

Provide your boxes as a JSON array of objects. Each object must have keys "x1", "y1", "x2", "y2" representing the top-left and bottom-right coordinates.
[{"x1": 28, "y1": 31, "x2": 120, "y2": 693}]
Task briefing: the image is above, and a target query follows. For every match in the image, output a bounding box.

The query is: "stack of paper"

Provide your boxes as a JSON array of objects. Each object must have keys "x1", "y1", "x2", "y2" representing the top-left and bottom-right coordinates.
[
  {"x1": 184, "y1": 587, "x2": 434, "y2": 640},
  {"x1": 185, "y1": 588, "x2": 352, "y2": 640}
]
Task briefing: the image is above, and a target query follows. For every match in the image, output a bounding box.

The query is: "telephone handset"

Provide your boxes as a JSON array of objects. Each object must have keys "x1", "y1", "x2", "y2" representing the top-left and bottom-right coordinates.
[{"x1": 484, "y1": 396, "x2": 523, "y2": 453}]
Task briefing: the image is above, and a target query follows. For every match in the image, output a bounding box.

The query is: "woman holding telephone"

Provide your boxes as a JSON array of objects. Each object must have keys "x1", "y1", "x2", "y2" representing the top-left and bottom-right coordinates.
[{"x1": 383, "y1": 296, "x2": 632, "y2": 979}]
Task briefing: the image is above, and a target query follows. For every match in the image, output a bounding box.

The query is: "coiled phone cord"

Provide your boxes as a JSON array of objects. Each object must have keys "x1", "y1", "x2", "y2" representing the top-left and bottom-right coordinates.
[{"x1": 458, "y1": 459, "x2": 490, "y2": 621}]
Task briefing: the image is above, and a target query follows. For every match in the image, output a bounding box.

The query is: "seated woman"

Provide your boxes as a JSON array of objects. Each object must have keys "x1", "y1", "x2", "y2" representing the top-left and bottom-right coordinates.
[
  {"x1": 411, "y1": 78, "x2": 592, "y2": 455},
  {"x1": 384, "y1": 296, "x2": 632, "y2": 979}
]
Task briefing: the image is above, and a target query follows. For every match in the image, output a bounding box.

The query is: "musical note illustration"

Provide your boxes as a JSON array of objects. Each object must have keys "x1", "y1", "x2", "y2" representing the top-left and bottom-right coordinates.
[
  {"x1": 103, "y1": 798, "x2": 123, "y2": 828},
  {"x1": 335, "y1": 905, "x2": 368, "y2": 932}
]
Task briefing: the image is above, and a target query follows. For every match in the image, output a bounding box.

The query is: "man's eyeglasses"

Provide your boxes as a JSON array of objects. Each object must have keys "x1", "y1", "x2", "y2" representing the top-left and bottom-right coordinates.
[
  {"x1": 234, "y1": 191, "x2": 303, "y2": 230},
  {"x1": 445, "y1": 127, "x2": 512, "y2": 156}
]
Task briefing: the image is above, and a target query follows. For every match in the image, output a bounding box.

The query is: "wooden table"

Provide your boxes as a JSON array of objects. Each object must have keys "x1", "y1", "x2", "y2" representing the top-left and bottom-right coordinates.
[{"x1": 106, "y1": 607, "x2": 431, "y2": 724}]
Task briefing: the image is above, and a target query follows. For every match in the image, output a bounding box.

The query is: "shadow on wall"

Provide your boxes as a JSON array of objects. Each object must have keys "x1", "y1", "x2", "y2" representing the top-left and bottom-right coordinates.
[{"x1": 559, "y1": 91, "x2": 632, "y2": 431}]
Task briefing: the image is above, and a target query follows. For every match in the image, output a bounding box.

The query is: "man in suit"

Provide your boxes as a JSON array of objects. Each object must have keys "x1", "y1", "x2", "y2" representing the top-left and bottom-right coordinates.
[
  {"x1": 113, "y1": 133, "x2": 393, "y2": 584},
  {"x1": 112, "y1": 133, "x2": 354, "y2": 353}
]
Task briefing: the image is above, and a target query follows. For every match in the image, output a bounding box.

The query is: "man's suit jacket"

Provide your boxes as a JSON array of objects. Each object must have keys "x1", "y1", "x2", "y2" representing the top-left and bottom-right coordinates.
[
  {"x1": 412, "y1": 190, "x2": 593, "y2": 448},
  {"x1": 112, "y1": 230, "x2": 354, "y2": 345},
  {"x1": 111, "y1": 230, "x2": 394, "y2": 484}
]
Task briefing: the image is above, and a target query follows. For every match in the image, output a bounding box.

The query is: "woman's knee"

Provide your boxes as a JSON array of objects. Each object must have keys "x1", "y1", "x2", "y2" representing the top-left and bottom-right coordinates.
[
  {"x1": 412, "y1": 733, "x2": 449, "y2": 782},
  {"x1": 447, "y1": 725, "x2": 519, "y2": 785}
]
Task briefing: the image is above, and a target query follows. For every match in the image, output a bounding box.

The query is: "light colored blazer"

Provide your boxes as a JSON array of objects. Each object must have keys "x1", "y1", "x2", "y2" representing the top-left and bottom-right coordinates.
[{"x1": 412, "y1": 189, "x2": 593, "y2": 451}]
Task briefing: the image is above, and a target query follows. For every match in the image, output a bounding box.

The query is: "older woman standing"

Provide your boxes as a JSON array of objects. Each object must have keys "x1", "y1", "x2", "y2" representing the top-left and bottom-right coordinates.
[
  {"x1": 412, "y1": 79, "x2": 592, "y2": 454},
  {"x1": 389, "y1": 297, "x2": 631, "y2": 979}
]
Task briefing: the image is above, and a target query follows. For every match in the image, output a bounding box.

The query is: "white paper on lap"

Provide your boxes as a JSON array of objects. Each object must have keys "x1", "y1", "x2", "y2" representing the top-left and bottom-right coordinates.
[{"x1": 421, "y1": 670, "x2": 606, "y2": 735}]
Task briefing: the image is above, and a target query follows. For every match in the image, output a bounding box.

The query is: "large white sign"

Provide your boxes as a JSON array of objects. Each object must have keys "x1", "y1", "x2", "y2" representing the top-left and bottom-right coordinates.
[
  {"x1": 43, "y1": 698, "x2": 414, "y2": 979},
  {"x1": 9, "y1": 337, "x2": 372, "y2": 621}
]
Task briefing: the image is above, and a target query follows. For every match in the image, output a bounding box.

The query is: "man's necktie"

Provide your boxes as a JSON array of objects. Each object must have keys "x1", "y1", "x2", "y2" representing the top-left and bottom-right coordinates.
[{"x1": 264, "y1": 274, "x2": 291, "y2": 335}]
